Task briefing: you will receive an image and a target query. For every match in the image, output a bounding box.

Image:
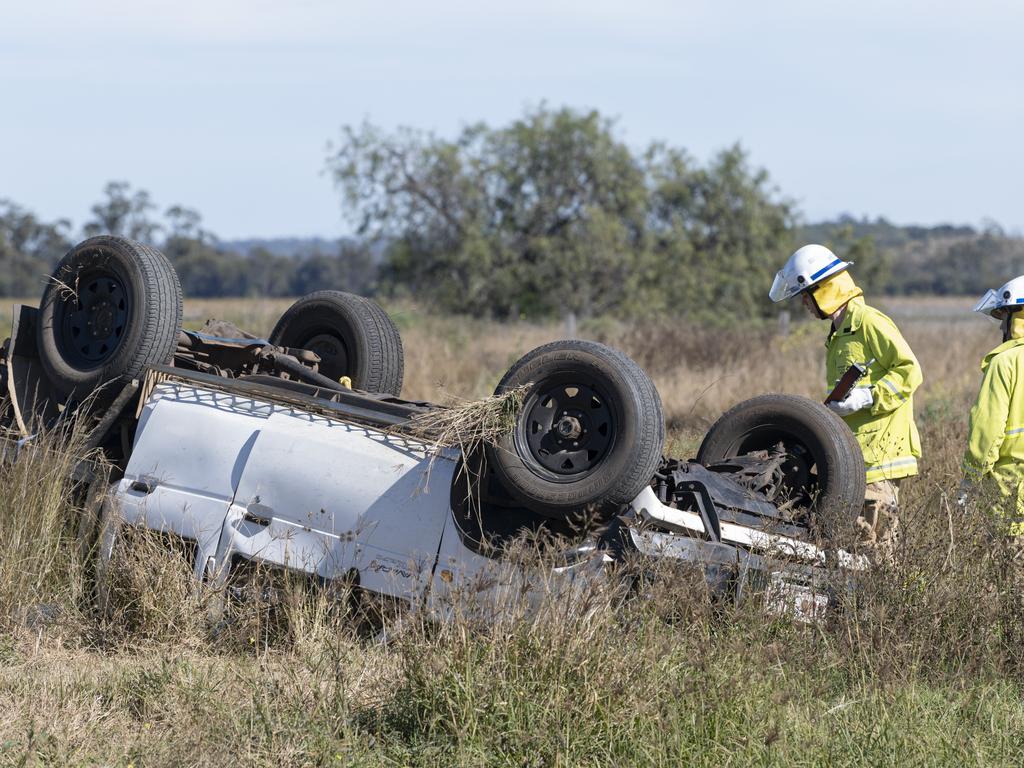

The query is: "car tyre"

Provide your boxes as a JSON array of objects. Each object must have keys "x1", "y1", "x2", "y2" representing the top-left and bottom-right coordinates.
[
  {"x1": 37, "y1": 236, "x2": 182, "y2": 402},
  {"x1": 269, "y1": 291, "x2": 404, "y2": 396},
  {"x1": 696, "y1": 394, "x2": 866, "y2": 540},
  {"x1": 487, "y1": 340, "x2": 665, "y2": 520}
]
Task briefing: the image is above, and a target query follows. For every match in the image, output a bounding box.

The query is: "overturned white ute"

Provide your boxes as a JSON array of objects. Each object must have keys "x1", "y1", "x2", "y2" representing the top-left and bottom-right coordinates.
[{"x1": 1, "y1": 237, "x2": 867, "y2": 620}]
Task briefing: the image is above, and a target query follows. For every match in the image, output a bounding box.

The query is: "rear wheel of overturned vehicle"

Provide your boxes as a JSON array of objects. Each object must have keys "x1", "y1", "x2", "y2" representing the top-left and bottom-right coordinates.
[
  {"x1": 37, "y1": 236, "x2": 183, "y2": 403},
  {"x1": 269, "y1": 290, "x2": 404, "y2": 396},
  {"x1": 696, "y1": 394, "x2": 866, "y2": 542},
  {"x1": 487, "y1": 340, "x2": 665, "y2": 522}
]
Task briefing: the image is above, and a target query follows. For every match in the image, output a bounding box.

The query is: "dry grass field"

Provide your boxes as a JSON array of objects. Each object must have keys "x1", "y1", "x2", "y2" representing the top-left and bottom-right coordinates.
[
  {"x1": 2, "y1": 295, "x2": 1023, "y2": 766},
  {"x1": 183, "y1": 295, "x2": 990, "y2": 404}
]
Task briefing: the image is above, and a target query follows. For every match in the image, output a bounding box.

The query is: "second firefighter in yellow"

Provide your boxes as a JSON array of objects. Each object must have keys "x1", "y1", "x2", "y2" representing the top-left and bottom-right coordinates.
[
  {"x1": 962, "y1": 276, "x2": 1024, "y2": 533},
  {"x1": 771, "y1": 244, "x2": 923, "y2": 555}
]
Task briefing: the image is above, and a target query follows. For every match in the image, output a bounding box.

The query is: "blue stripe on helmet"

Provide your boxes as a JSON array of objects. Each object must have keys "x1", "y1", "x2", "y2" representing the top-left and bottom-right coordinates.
[
  {"x1": 810, "y1": 258, "x2": 844, "y2": 281},
  {"x1": 1015, "y1": 298, "x2": 1024, "y2": 304}
]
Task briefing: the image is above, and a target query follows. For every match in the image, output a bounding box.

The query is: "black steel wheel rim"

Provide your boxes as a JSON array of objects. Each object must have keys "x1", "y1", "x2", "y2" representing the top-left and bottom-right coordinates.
[
  {"x1": 303, "y1": 332, "x2": 349, "y2": 378},
  {"x1": 515, "y1": 376, "x2": 616, "y2": 482},
  {"x1": 57, "y1": 268, "x2": 131, "y2": 366}
]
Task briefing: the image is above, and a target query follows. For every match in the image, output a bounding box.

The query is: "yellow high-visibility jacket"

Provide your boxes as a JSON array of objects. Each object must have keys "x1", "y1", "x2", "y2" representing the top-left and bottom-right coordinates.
[
  {"x1": 825, "y1": 297, "x2": 923, "y2": 484},
  {"x1": 963, "y1": 338, "x2": 1024, "y2": 527}
]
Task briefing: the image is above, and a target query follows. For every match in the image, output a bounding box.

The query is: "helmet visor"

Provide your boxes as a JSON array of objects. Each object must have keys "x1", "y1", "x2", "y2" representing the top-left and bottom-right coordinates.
[
  {"x1": 974, "y1": 289, "x2": 1000, "y2": 316},
  {"x1": 769, "y1": 270, "x2": 800, "y2": 303},
  {"x1": 974, "y1": 289, "x2": 1005, "y2": 324}
]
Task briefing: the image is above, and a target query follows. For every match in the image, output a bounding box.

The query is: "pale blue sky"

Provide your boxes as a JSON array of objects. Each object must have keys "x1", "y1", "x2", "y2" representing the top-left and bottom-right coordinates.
[{"x1": 2, "y1": 0, "x2": 1021, "y2": 239}]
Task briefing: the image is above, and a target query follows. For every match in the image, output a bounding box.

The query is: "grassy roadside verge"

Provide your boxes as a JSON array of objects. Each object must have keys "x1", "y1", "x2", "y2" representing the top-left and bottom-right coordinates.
[{"x1": 2, "y1": 298, "x2": 1022, "y2": 766}]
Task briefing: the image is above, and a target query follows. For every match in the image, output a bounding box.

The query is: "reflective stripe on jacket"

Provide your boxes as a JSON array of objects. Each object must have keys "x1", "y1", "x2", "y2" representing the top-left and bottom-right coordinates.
[
  {"x1": 825, "y1": 297, "x2": 923, "y2": 483},
  {"x1": 963, "y1": 338, "x2": 1024, "y2": 529}
]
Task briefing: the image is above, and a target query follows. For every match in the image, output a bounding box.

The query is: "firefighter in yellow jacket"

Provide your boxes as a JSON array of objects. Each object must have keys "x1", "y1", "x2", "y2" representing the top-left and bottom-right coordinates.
[
  {"x1": 770, "y1": 245, "x2": 923, "y2": 556},
  {"x1": 961, "y1": 276, "x2": 1024, "y2": 531}
]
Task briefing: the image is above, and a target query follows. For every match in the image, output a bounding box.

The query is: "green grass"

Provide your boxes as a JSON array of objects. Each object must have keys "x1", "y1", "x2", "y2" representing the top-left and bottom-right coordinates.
[{"x1": 3, "y1": 622, "x2": 1024, "y2": 766}]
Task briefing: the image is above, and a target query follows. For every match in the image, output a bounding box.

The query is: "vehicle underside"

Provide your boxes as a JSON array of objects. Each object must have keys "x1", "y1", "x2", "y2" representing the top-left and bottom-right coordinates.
[{"x1": 0, "y1": 236, "x2": 869, "y2": 621}]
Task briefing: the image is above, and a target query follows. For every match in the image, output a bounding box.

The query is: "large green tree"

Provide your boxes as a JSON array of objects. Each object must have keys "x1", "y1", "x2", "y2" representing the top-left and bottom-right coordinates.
[
  {"x1": 328, "y1": 107, "x2": 796, "y2": 320},
  {"x1": 330, "y1": 107, "x2": 652, "y2": 319}
]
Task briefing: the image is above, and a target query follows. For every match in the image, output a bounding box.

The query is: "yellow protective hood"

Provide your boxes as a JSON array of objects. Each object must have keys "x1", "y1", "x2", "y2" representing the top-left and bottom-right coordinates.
[
  {"x1": 1011, "y1": 313, "x2": 1024, "y2": 341},
  {"x1": 811, "y1": 270, "x2": 863, "y2": 316}
]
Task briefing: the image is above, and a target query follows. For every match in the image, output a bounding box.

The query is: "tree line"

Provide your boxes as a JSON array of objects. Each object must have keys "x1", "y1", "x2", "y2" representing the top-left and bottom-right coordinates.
[
  {"x1": 1, "y1": 106, "x2": 1021, "y2": 318},
  {"x1": 803, "y1": 215, "x2": 1024, "y2": 296},
  {"x1": 0, "y1": 183, "x2": 378, "y2": 300}
]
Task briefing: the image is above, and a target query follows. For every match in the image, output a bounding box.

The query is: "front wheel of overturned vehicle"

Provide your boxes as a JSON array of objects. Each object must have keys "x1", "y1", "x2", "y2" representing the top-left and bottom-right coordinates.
[
  {"x1": 487, "y1": 340, "x2": 665, "y2": 521},
  {"x1": 696, "y1": 393, "x2": 866, "y2": 542},
  {"x1": 269, "y1": 290, "x2": 404, "y2": 396},
  {"x1": 37, "y1": 236, "x2": 183, "y2": 403}
]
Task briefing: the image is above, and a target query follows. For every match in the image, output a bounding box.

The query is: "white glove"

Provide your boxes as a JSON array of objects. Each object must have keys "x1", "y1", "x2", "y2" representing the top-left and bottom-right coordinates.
[{"x1": 827, "y1": 386, "x2": 873, "y2": 417}]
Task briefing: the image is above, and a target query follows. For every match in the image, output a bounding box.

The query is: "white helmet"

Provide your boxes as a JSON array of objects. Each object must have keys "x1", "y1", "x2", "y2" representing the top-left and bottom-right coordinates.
[
  {"x1": 769, "y1": 244, "x2": 852, "y2": 303},
  {"x1": 975, "y1": 275, "x2": 1024, "y2": 319}
]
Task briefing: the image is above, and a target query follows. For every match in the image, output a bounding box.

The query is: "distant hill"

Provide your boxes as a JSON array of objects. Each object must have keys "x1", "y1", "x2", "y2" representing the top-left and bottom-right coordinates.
[
  {"x1": 220, "y1": 237, "x2": 388, "y2": 263},
  {"x1": 800, "y1": 214, "x2": 978, "y2": 251},
  {"x1": 219, "y1": 237, "x2": 346, "y2": 258}
]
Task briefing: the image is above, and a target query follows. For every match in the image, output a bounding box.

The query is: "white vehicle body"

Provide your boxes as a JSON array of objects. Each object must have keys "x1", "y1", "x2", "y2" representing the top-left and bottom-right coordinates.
[{"x1": 101, "y1": 372, "x2": 856, "y2": 617}]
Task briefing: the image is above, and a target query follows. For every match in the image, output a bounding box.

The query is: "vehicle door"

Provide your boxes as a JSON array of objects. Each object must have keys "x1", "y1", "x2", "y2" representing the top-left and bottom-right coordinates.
[
  {"x1": 110, "y1": 382, "x2": 269, "y2": 580},
  {"x1": 215, "y1": 406, "x2": 456, "y2": 601}
]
